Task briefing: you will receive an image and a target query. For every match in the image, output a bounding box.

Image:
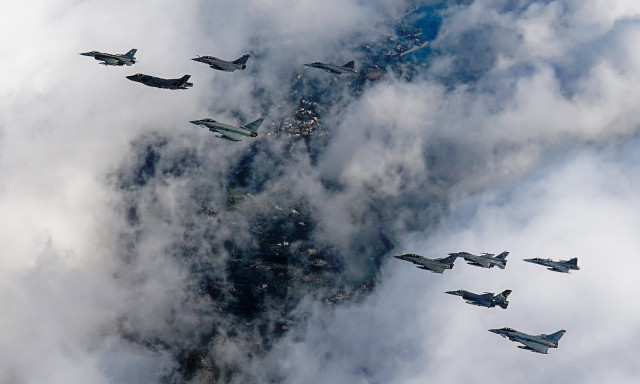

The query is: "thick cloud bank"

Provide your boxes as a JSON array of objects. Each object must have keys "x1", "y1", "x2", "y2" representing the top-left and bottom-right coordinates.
[
  {"x1": 261, "y1": 142, "x2": 640, "y2": 384},
  {"x1": 1, "y1": 0, "x2": 640, "y2": 383}
]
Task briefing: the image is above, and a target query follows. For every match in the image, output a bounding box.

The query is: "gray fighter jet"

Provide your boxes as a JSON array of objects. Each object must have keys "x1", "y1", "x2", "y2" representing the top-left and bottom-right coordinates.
[
  {"x1": 126, "y1": 74, "x2": 193, "y2": 90},
  {"x1": 446, "y1": 289, "x2": 511, "y2": 309},
  {"x1": 192, "y1": 54, "x2": 250, "y2": 72},
  {"x1": 393, "y1": 253, "x2": 458, "y2": 274},
  {"x1": 489, "y1": 328, "x2": 566, "y2": 354},
  {"x1": 449, "y1": 251, "x2": 509, "y2": 269},
  {"x1": 80, "y1": 49, "x2": 137, "y2": 66},
  {"x1": 523, "y1": 257, "x2": 579, "y2": 273},
  {"x1": 304, "y1": 61, "x2": 356, "y2": 74},
  {"x1": 189, "y1": 117, "x2": 264, "y2": 141}
]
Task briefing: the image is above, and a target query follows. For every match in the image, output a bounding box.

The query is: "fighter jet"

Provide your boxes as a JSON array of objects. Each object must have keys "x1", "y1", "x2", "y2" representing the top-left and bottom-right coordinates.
[
  {"x1": 489, "y1": 328, "x2": 566, "y2": 354},
  {"x1": 80, "y1": 49, "x2": 137, "y2": 66},
  {"x1": 446, "y1": 289, "x2": 511, "y2": 309},
  {"x1": 189, "y1": 117, "x2": 264, "y2": 141},
  {"x1": 393, "y1": 253, "x2": 458, "y2": 274},
  {"x1": 192, "y1": 54, "x2": 250, "y2": 72},
  {"x1": 523, "y1": 257, "x2": 579, "y2": 273},
  {"x1": 304, "y1": 61, "x2": 357, "y2": 74},
  {"x1": 126, "y1": 74, "x2": 193, "y2": 90},
  {"x1": 449, "y1": 251, "x2": 509, "y2": 269}
]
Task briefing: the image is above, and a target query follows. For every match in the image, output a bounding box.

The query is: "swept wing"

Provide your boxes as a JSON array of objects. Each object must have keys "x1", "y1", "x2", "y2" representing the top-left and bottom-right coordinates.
[
  {"x1": 518, "y1": 340, "x2": 549, "y2": 354},
  {"x1": 215, "y1": 130, "x2": 245, "y2": 142}
]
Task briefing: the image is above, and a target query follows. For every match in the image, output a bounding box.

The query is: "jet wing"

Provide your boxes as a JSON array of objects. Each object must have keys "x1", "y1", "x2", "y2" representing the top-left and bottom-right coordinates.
[
  {"x1": 212, "y1": 129, "x2": 244, "y2": 141},
  {"x1": 102, "y1": 57, "x2": 120, "y2": 65},
  {"x1": 209, "y1": 63, "x2": 233, "y2": 71},
  {"x1": 465, "y1": 257, "x2": 490, "y2": 268},
  {"x1": 518, "y1": 340, "x2": 549, "y2": 354},
  {"x1": 417, "y1": 263, "x2": 446, "y2": 273},
  {"x1": 549, "y1": 264, "x2": 569, "y2": 273}
]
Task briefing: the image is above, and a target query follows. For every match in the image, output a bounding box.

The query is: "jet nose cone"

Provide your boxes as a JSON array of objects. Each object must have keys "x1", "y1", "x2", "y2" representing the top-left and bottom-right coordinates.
[
  {"x1": 79, "y1": 52, "x2": 92, "y2": 56},
  {"x1": 192, "y1": 57, "x2": 202, "y2": 62},
  {"x1": 189, "y1": 120, "x2": 201, "y2": 125},
  {"x1": 488, "y1": 329, "x2": 501, "y2": 334},
  {"x1": 303, "y1": 63, "x2": 314, "y2": 67},
  {"x1": 445, "y1": 291, "x2": 461, "y2": 296}
]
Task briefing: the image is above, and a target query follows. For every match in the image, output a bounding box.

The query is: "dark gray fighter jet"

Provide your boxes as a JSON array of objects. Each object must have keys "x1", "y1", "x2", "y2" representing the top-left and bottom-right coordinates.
[
  {"x1": 80, "y1": 49, "x2": 137, "y2": 66},
  {"x1": 449, "y1": 251, "x2": 509, "y2": 269},
  {"x1": 126, "y1": 74, "x2": 193, "y2": 90},
  {"x1": 304, "y1": 61, "x2": 356, "y2": 74},
  {"x1": 489, "y1": 328, "x2": 566, "y2": 354},
  {"x1": 393, "y1": 253, "x2": 458, "y2": 274},
  {"x1": 523, "y1": 257, "x2": 579, "y2": 273},
  {"x1": 446, "y1": 289, "x2": 511, "y2": 309},
  {"x1": 192, "y1": 54, "x2": 250, "y2": 72},
  {"x1": 189, "y1": 117, "x2": 264, "y2": 141}
]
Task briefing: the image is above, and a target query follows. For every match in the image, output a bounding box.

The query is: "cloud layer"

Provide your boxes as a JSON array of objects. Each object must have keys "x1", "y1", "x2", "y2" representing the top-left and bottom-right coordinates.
[{"x1": 2, "y1": 0, "x2": 640, "y2": 383}]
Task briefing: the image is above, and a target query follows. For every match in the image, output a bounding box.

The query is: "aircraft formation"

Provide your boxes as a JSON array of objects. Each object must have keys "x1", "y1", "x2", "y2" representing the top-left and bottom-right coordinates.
[
  {"x1": 81, "y1": 47, "x2": 577, "y2": 358},
  {"x1": 394, "y1": 251, "x2": 579, "y2": 354},
  {"x1": 81, "y1": 49, "x2": 360, "y2": 141}
]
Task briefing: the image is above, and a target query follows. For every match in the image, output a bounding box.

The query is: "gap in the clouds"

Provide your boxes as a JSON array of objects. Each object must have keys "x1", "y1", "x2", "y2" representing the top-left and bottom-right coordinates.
[{"x1": 100, "y1": 3, "x2": 478, "y2": 382}]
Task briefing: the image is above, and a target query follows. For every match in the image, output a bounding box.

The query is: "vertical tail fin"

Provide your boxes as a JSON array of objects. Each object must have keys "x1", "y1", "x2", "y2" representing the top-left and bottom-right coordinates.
[
  {"x1": 498, "y1": 289, "x2": 512, "y2": 299},
  {"x1": 342, "y1": 60, "x2": 355, "y2": 69},
  {"x1": 496, "y1": 251, "x2": 509, "y2": 259},
  {"x1": 242, "y1": 117, "x2": 264, "y2": 132},
  {"x1": 439, "y1": 255, "x2": 457, "y2": 264},
  {"x1": 233, "y1": 54, "x2": 251, "y2": 65},
  {"x1": 545, "y1": 330, "x2": 566, "y2": 342},
  {"x1": 179, "y1": 75, "x2": 191, "y2": 83},
  {"x1": 124, "y1": 49, "x2": 137, "y2": 59},
  {"x1": 567, "y1": 258, "x2": 578, "y2": 266}
]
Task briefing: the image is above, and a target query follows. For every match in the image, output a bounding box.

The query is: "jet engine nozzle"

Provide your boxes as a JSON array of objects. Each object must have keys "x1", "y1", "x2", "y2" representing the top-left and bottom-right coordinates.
[{"x1": 250, "y1": 131, "x2": 258, "y2": 137}]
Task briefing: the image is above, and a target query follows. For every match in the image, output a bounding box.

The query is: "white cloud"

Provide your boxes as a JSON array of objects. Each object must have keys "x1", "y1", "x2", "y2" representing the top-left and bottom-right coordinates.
[
  {"x1": 2, "y1": 0, "x2": 640, "y2": 382},
  {"x1": 264, "y1": 142, "x2": 640, "y2": 384}
]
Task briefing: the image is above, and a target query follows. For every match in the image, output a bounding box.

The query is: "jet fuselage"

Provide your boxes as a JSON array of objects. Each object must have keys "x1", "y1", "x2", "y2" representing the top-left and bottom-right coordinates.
[
  {"x1": 304, "y1": 62, "x2": 356, "y2": 74},
  {"x1": 489, "y1": 328, "x2": 566, "y2": 354},
  {"x1": 126, "y1": 73, "x2": 193, "y2": 90},
  {"x1": 80, "y1": 49, "x2": 136, "y2": 66},
  {"x1": 449, "y1": 251, "x2": 509, "y2": 269},
  {"x1": 523, "y1": 258, "x2": 579, "y2": 273}
]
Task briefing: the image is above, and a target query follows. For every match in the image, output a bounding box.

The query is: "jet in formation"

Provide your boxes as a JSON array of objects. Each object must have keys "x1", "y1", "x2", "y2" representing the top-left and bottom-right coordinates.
[
  {"x1": 192, "y1": 54, "x2": 251, "y2": 72},
  {"x1": 80, "y1": 49, "x2": 137, "y2": 66},
  {"x1": 304, "y1": 61, "x2": 357, "y2": 74},
  {"x1": 489, "y1": 328, "x2": 566, "y2": 354},
  {"x1": 189, "y1": 117, "x2": 264, "y2": 141},
  {"x1": 446, "y1": 289, "x2": 511, "y2": 309},
  {"x1": 523, "y1": 257, "x2": 579, "y2": 273},
  {"x1": 126, "y1": 74, "x2": 193, "y2": 90},
  {"x1": 393, "y1": 253, "x2": 458, "y2": 274},
  {"x1": 449, "y1": 251, "x2": 509, "y2": 269}
]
